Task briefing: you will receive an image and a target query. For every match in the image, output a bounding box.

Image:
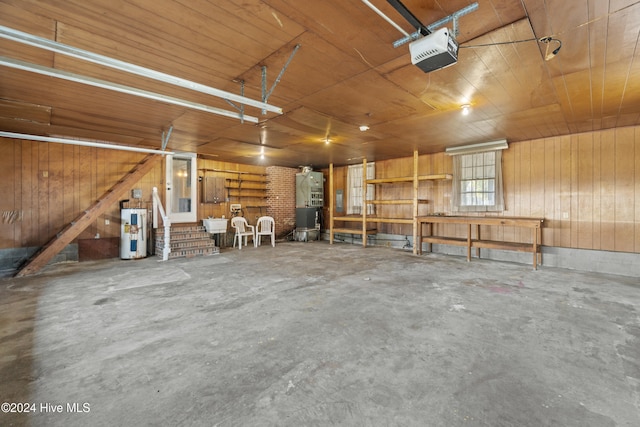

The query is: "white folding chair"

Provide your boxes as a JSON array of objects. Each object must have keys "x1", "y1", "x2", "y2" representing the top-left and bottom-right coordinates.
[
  {"x1": 231, "y1": 217, "x2": 254, "y2": 249},
  {"x1": 254, "y1": 216, "x2": 275, "y2": 247}
]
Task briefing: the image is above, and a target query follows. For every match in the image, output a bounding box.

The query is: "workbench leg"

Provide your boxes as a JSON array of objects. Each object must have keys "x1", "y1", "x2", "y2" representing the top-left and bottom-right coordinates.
[
  {"x1": 532, "y1": 227, "x2": 538, "y2": 270},
  {"x1": 537, "y1": 226, "x2": 542, "y2": 268},
  {"x1": 467, "y1": 224, "x2": 472, "y2": 262}
]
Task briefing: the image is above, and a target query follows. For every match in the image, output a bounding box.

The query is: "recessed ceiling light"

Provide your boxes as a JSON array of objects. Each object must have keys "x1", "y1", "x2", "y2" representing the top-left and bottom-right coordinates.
[
  {"x1": 359, "y1": 125, "x2": 370, "y2": 132},
  {"x1": 461, "y1": 104, "x2": 470, "y2": 115}
]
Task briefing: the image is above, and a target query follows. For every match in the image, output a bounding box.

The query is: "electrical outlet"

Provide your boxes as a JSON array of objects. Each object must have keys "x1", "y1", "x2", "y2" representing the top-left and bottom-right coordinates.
[
  {"x1": 562, "y1": 212, "x2": 569, "y2": 219},
  {"x1": 105, "y1": 219, "x2": 110, "y2": 225}
]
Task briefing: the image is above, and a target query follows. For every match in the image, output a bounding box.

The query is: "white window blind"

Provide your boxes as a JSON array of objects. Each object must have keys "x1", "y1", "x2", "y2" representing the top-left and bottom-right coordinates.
[{"x1": 347, "y1": 163, "x2": 375, "y2": 215}]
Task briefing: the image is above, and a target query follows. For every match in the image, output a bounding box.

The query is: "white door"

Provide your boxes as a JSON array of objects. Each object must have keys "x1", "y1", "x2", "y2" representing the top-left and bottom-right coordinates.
[{"x1": 166, "y1": 153, "x2": 197, "y2": 223}]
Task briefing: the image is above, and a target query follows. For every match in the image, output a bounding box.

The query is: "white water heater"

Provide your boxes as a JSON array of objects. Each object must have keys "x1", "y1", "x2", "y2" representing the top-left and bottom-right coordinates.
[{"x1": 120, "y1": 208, "x2": 148, "y2": 259}]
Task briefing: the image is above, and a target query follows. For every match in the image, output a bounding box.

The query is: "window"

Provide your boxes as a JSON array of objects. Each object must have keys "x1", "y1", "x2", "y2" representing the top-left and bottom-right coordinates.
[
  {"x1": 346, "y1": 162, "x2": 375, "y2": 215},
  {"x1": 452, "y1": 150, "x2": 504, "y2": 212}
]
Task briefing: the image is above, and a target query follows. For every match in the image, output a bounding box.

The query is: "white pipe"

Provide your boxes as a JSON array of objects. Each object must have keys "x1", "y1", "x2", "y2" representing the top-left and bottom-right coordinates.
[
  {"x1": 0, "y1": 56, "x2": 259, "y2": 123},
  {"x1": 361, "y1": 0, "x2": 411, "y2": 36},
  {"x1": 0, "y1": 25, "x2": 282, "y2": 115},
  {"x1": 0, "y1": 131, "x2": 174, "y2": 155}
]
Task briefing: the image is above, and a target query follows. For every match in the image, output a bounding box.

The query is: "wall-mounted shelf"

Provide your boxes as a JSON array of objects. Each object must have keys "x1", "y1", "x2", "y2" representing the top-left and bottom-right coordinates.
[
  {"x1": 198, "y1": 168, "x2": 268, "y2": 203},
  {"x1": 329, "y1": 150, "x2": 452, "y2": 254}
]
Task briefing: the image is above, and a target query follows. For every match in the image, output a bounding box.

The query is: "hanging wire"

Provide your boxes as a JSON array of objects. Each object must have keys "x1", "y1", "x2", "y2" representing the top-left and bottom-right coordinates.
[
  {"x1": 459, "y1": 0, "x2": 640, "y2": 50},
  {"x1": 459, "y1": 38, "x2": 538, "y2": 49}
]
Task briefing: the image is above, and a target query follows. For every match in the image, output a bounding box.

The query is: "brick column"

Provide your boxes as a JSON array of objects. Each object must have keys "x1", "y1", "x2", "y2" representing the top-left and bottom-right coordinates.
[{"x1": 266, "y1": 166, "x2": 297, "y2": 239}]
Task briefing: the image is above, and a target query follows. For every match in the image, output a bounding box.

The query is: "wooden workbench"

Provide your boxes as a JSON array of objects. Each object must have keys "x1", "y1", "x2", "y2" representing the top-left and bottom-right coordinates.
[{"x1": 416, "y1": 215, "x2": 544, "y2": 269}]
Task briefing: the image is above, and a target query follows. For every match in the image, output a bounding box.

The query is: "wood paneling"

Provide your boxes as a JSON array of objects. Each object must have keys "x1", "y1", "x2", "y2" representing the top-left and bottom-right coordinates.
[
  {"x1": 3, "y1": 124, "x2": 639, "y2": 256},
  {"x1": 2, "y1": 137, "x2": 271, "y2": 257},
  {"x1": 3, "y1": 0, "x2": 640, "y2": 169},
  {"x1": 328, "y1": 125, "x2": 640, "y2": 254}
]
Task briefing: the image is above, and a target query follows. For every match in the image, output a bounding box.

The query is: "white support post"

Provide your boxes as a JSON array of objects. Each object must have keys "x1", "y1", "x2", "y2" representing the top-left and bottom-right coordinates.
[{"x1": 152, "y1": 187, "x2": 171, "y2": 261}]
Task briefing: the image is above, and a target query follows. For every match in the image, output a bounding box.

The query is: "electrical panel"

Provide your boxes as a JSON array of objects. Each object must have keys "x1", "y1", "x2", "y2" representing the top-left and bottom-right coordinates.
[{"x1": 296, "y1": 171, "x2": 324, "y2": 208}]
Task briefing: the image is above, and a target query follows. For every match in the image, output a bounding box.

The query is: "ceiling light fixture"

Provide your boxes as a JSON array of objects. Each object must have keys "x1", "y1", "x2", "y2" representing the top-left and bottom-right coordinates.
[
  {"x1": 359, "y1": 125, "x2": 370, "y2": 132},
  {"x1": 461, "y1": 104, "x2": 470, "y2": 115},
  {"x1": 445, "y1": 139, "x2": 508, "y2": 155}
]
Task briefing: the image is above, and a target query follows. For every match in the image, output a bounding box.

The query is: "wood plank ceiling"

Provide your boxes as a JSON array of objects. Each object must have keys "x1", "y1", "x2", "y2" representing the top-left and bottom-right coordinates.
[{"x1": 1, "y1": 0, "x2": 639, "y2": 168}]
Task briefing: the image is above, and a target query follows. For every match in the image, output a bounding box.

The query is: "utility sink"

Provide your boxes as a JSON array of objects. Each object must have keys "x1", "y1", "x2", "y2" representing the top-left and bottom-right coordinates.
[{"x1": 203, "y1": 218, "x2": 228, "y2": 234}]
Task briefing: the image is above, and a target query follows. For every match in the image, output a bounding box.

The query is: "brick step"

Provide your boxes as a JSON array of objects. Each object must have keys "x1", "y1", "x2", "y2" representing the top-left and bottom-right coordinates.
[
  {"x1": 157, "y1": 246, "x2": 219, "y2": 259},
  {"x1": 155, "y1": 225, "x2": 206, "y2": 233},
  {"x1": 155, "y1": 238, "x2": 217, "y2": 251},
  {"x1": 154, "y1": 225, "x2": 219, "y2": 260},
  {"x1": 155, "y1": 227, "x2": 209, "y2": 237},
  {"x1": 156, "y1": 230, "x2": 211, "y2": 240}
]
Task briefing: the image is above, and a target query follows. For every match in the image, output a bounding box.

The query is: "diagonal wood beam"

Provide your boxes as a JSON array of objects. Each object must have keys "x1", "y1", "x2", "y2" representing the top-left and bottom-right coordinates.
[{"x1": 15, "y1": 153, "x2": 164, "y2": 277}]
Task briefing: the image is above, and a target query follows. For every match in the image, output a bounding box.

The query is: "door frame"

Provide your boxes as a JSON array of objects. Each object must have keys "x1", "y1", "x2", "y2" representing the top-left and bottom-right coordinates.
[{"x1": 165, "y1": 152, "x2": 197, "y2": 223}]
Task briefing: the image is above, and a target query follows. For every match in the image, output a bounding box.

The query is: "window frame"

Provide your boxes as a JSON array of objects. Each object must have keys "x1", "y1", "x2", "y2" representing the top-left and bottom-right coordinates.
[{"x1": 452, "y1": 149, "x2": 504, "y2": 212}]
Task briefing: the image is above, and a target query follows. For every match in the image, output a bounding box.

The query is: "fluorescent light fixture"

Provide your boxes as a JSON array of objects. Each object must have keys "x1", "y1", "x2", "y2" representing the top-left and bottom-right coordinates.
[
  {"x1": 0, "y1": 131, "x2": 174, "y2": 155},
  {"x1": 445, "y1": 139, "x2": 508, "y2": 155},
  {"x1": 0, "y1": 56, "x2": 259, "y2": 123},
  {"x1": 0, "y1": 25, "x2": 282, "y2": 115}
]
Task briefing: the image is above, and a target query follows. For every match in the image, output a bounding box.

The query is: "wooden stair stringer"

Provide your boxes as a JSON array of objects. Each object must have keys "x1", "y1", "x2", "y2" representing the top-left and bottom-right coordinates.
[{"x1": 15, "y1": 153, "x2": 164, "y2": 277}]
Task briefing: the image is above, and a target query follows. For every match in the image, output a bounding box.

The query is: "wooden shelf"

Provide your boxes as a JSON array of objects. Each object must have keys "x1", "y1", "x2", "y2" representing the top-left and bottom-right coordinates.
[
  {"x1": 368, "y1": 199, "x2": 429, "y2": 205},
  {"x1": 422, "y1": 236, "x2": 468, "y2": 246},
  {"x1": 334, "y1": 216, "x2": 413, "y2": 224},
  {"x1": 472, "y1": 239, "x2": 536, "y2": 252},
  {"x1": 365, "y1": 174, "x2": 451, "y2": 184},
  {"x1": 367, "y1": 218, "x2": 413, "y2": 224},
  {"x1": 329, "y1": 151, "x2": 453, "y2": 253},
  {"x1": 227, "y1": 188, "x2": 267, "y2": 198},
  {"x1": 418, "y1": 173, "x2": 452, "y2": 181},
  {"x1": 201, "y1": 169, "x2": 269, "y2": 202},
  {"x1": 334, "y1": 216, "x2": 366, "y2": 222},
  {"x1": 366, "y1": 177, "x2": 414, "y2": 184},
  {"x1": 226, "y1": 178, "x2": 267, "y2": 184},
  {"x1": 332, "y1": 228, "x2": 377, "y2": 235}
]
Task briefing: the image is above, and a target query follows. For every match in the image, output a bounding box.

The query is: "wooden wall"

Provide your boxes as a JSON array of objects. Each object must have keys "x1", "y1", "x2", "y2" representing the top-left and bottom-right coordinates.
[
  {"x1": 0, "y1": 138, "x2": 164, "y2": 249},
  {"x1": 2, "y1": 124, "x2": 639, "y2": 256},
  {"x1": 327, "y1": 125, "x2": 640, "y2": 254},
  {"x1": 0, "y1": 138, "x2": 269, "y2": 255}
]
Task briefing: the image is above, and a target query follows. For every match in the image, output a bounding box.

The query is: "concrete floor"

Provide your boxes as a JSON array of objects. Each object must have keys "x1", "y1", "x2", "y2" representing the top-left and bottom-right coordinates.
[{"x1": 1, "y1": 241, "x2": 639, "y2": 427}]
